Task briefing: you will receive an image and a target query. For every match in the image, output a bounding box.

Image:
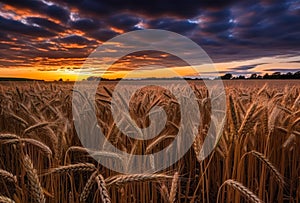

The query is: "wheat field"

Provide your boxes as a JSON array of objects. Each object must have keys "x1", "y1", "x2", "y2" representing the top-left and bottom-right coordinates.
[{"x1": 0, "y1": 80, "x2": 299, "y2": 203}]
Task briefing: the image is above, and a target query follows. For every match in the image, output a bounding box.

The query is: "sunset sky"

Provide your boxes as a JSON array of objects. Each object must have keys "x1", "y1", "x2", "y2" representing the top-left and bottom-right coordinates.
[{"x1": 0, "y1": 0, "x2": 300, "y2": 80}]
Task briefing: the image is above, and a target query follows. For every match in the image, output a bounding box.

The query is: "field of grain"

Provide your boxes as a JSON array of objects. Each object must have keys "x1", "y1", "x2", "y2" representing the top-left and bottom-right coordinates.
[{"x1": 0, "y1": 80, "x2": 299, "y2": 203}]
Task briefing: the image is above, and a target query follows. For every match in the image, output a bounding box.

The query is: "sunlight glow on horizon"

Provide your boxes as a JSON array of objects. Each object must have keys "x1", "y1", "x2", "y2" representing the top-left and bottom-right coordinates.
[{"x1": 1, "y1": 54, "x2": 300, "y2": 81}]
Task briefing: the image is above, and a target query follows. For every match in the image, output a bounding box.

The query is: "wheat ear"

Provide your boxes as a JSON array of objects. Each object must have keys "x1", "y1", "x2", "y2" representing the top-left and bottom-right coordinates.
[
  {"x1": 79, "y1": 171, "x2": 98, "y2": 202},
  {"x1": 217, "y1": 179, "x2": 264, "y2": 203},
  {"x1": 0, "y1": 134, "x2": 20, "y2": 140},
  {"x1": 23, "y1": 155, "x2": 45, "y2": 203},
  {"x1": 0, "y1": 195, "x2": 15, "y2": 203},
  {"x1": 106, "y1": 174, "x2": 172, "y2": 186},
  {"x1": 3, "y1": 138, "x2": 52, "y2": 157},
  {"x1": 23, "y1": 122, "x2": 51, "y2": 135},
  {"x1": 169, "y1": 172, "x2": 179, "y2": 203},
  {"x1": 44, "y1": 163, "x2": 96, "y2": 176},
  {"x1": 95, "y1": 174, "x2": 111, "y2": 203},
  {"x1": 0, "y1": 169, "x2": 17, "y2": 185},
  {"x1": 249, "y1": 150, "x2": 285, "y2": 186}
]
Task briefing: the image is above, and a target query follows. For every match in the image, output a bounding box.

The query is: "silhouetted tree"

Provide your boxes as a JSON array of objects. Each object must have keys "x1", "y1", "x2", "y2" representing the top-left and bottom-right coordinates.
[
  {"x1": 272, "y1": 72, "x2": 281, "y2": 79},
  {"x1": 250, "y1": 73, "x2": 257, "y2": 79},
  {"x1": 221, "y1": 73, "x2": 233, "y2": 80},
  {"x1": 230, "y1": 71, "x2": 299, "y2": 80},
  {"x1": 263, "y1": 73, "x2": 270, "y2": 79},
  {"x1": 282, "y1": 72, "x2": 292, "y2": 79},
  {"x1": 294, "y1": 71, "x2": 300, "y2": 79}
]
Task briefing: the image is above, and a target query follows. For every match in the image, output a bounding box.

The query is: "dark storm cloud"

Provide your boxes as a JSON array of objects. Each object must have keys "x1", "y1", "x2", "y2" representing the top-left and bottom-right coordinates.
[
  {"x1": 26, "y1": 17, "x2": 65, "y2": 33},
  {"x1": 108, "y1": 13, "x2": 141, "y2": 31},
  {"x1": 88, "y1": 29, "x2": 118, "y2": 41},
  {"x1": 0, "y1": 0, "x2": 300, "y2": 74},
  {"x1": 55, "y1": 0, "x2": 236, "y2": 18},
  {"x1": 232, "y1": 1, "x2": 300, "y2": 44},
  {"x1": 0, "y1": 32, "x2": 10, "y2": 41},
  {"x1": 0, "y1": 16, "x2": 57, "y2": 37},
  {"x1": 202, "y1": 22, "x2": 233, "y2": 34},
  {"x1": 1, "y1": 0, "x2": 45, "y2": 12},
  {"x1": 202, "y1": 9, "x2": 232, "y2": 22},
  {"x1": 58, "y1": 35, "x2": 95, "y2": 45},
  {"x1": 148, "y1": 18, "x2": 198, "y2": 34},
  {"x1": 1, "y1": 0, "x2": 70, "y2": 22},
  {"x1": 70, "y1": 18, "x2": 102, "y2": 31},
  {"x1": 44, "y1": 4, "x2": 70, "y2": 22}
]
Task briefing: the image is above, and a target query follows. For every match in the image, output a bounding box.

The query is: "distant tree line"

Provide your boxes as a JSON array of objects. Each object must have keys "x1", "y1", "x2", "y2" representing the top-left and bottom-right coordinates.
[
  {"x1": 83, "y1": 71, "x2": 300, "y2": 81},
  {"x1": 220, "y1": 71, "x2": 300, "y2": 80}
]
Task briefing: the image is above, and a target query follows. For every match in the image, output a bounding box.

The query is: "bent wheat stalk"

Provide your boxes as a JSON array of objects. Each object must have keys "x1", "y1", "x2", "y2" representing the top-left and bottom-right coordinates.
[
  {"x1": 0, "y1": 134, "x2": 20, "y2": 140},
  {"x1": 217, "y1": 179, "x2": 264, "y2": 203},
  {"x1": 43, "y1": 163, "x2": 96, "y2": 176},
  {"x1": 249, "y1": 150, "x2": 285, "y2": 186},
  {"x1": 3, "y1": 138, "x2": 52, "y2": 157},
  {"x1": 23, "y1": 122, "x2": 51, "y2": 135},
  {"x1": 105, "y1": 174, "x2": 172, "y2": 187}
]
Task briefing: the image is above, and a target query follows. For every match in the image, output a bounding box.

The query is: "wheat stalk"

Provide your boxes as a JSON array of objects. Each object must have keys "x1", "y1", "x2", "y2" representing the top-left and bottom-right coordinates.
[
  {"x1": 23, "y1": 122, "x2": 51, "y2": 135},
  {"x1": 160, "y1": 183, "x2": 170, "y2": 201},
  {"x1": 0, "y1": 134, "x2": 20, "y2": 140},
  {"x1": 217, "y1": 179, "x2": 264, "y2": 203},
  {"x1": 64, "y1": 146, "x2": 123, "y2": 164},
  {"x1": 249, "y1": 150, "x2": 285, "y2": 186},
  {"x1": 229, "y1": 95, "x2": 238, "y2": 134},
  {"x1": 0, "y1": 169, "x2": 17, "y2": 185},
  {"x1": 95, "y1": 174, "x2": 111, "y2": 203},
  {"x1": 146, "y1": 134, "x2": 175, "y2": 153},
  {"x1": 7, "y1": 112, "x2": 28, "y2": 127},
  {"x1": 169, "y1": 172, "x2": 179, "y2": 203},
  {"x1": 238, "y1": 103, "x2": 257, "y2": 137},
  {"x1": 105, "y1": 174, "x2": 172, "y2": 186},
  {"x1": 80, "y1": 170, "x2": 98, "y2": 202},
  {"x1": 23, "y1": 155, "x2": 45, "y2": 203},
  {"x1": 0, "y1": 195, "x2": 15, "y2": 203},
  {"x1": 44, "y1": 163, "x2": 96, "y2": 176},
  {"x1": 3, "y1": 138, "x2": 52, "y2": 157}
]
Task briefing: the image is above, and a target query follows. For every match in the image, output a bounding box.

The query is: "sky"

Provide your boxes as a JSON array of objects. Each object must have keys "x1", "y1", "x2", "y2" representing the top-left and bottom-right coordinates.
[{"x1": 0, "y1": 0, "x2": 300, "y2": 80}]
